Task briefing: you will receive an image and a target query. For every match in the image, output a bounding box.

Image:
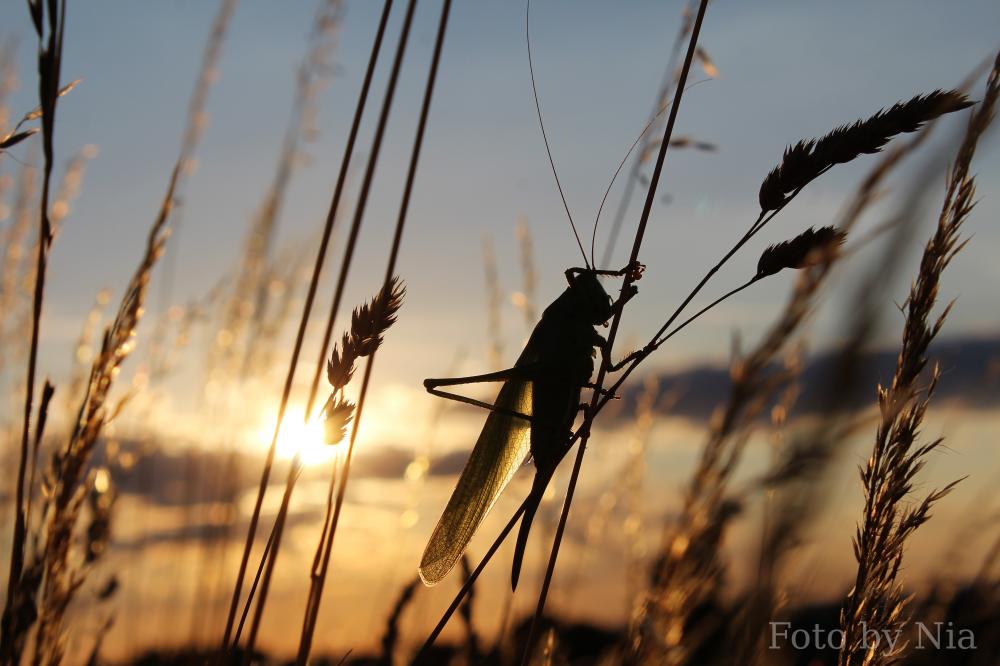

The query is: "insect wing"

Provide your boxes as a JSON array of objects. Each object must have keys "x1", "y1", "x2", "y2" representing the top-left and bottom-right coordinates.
[{"x1": 418, "y1": 377, "x2": 532, "y2": 585}]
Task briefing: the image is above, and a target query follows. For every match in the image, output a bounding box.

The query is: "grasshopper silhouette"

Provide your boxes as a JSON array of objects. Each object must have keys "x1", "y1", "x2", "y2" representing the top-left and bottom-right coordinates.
[
  {"x1": 418, "y1": 0, "x2": 656, "y2": 591},
  {"x1": 419, "y1": 264, "x2": 640, "y2": 590}
]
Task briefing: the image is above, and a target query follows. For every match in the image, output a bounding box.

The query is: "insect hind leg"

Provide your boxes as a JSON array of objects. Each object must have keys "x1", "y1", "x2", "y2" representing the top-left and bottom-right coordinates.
[
  {"x1": 424, "y1": 385, "x2": 533, "y2": 423},
  {"x1": 423, "y1": 365, "x2": 542, "y2": 423}
]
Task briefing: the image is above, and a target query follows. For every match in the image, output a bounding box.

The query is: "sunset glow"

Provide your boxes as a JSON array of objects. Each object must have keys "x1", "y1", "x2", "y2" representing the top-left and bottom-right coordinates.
[
  {"x1": 257, "y1": 407, "x2": 336, "y2": 466},
  {"x1": 1, "y1": 1, "x2": 997, "y2": 664}
]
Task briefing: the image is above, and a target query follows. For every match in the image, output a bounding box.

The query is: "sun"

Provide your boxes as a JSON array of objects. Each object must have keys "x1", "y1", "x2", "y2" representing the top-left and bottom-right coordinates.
[{"x1": 255, "y1": 405, "x2": 336, "y2": 466}]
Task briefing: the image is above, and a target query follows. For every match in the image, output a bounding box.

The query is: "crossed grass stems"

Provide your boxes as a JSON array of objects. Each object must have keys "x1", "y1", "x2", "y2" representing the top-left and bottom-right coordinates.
[
  {"x1": 222, "y1": 0, "x2": 454, "y2": 662},
  {"x1": 218, "y1": 0, "x2": 399, "y2": 655}
]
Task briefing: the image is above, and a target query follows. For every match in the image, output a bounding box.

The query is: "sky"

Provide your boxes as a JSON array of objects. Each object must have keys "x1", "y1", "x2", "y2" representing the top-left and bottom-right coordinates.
[
  {"x1": 1, "y1": 0, "x2": 999, "y2": 660},
  {"x1": 0, "y1": 0, "x2": 998, "y2": 388}
]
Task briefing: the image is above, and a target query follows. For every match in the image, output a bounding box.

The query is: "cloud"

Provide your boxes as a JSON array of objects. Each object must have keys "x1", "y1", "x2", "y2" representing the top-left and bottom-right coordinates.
[
  {"x1": 98, "y1": 334, "x2": 999, "y2": 513},
  {"x1": 622, "y1": 333, "x2": 1000, "y2": 421},
  {"x1": 349, "y1": 447, "x2": 414, "y2": 479}
]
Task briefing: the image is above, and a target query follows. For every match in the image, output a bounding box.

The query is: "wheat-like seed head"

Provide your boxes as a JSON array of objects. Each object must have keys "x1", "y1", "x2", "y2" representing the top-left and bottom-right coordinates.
[
  {"x1": 759, "y1": 90, "x2": 973, "y2": 212},
  {"x1": 838, "y1": 55, "x2": 998, "y2": 666},
  {"x1": 756, "y1": 226, "x2": 846, "y2": 277},
  {"x1": 322, "y1": 395, "x2": 355, "y2": 446},
  {"x1": 349, "y1": 276, "x2": 405, "y2": 357},
  {"x1": 326, "y1": 331, "x2": 357, "y2": 390},
  {"x1": 322, "y1": 277, "x2": 405, "y2": 446}
]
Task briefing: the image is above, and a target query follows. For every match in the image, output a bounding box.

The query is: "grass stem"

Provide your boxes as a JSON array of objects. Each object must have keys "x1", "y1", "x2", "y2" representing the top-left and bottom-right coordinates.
[{"x1": 520, "y1": 0, "x2": 711, "y2": 661}]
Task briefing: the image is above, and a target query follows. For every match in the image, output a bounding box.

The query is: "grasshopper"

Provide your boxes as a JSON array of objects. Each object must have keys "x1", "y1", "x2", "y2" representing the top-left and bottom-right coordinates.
[
  {"x1": 419, "y1": 263, "x2": 640, "y2": 589},
  {"x1": 419, "y1": 0, "x2": 655, "y2": 590},
  {"x1": 414, "y1": 1, "x2": 909, "y2": 654}
]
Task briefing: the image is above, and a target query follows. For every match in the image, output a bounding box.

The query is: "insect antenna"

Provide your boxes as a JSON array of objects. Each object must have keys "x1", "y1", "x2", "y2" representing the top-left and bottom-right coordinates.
[
  {"x1": 526, "y1": 0, "x2": 590, "y2": 268},
  {"x1": 589, "y1": 111, "x2": 661, "y2": 268},
  {"x1": 589, "y1": 78, "x2": 712, "y2": 268}
]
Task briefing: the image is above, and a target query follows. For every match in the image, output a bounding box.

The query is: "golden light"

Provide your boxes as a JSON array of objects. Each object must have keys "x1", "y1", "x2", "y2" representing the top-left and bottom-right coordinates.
[
  {"x1": 256, "y1": 405, "x2": 336, "y2": 466},
  {"x1": 94, "y1": 468, "x2": 111, "y2": 493}
]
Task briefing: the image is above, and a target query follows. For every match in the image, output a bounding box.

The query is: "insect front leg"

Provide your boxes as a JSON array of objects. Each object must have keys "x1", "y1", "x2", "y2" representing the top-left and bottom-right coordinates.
[
  {"x1": 611, "y1": 284, "x2": 638, "y2": 316},
  {"x1": 565, "y1": 261, "x2": 644, "y2": 282},
  {"x1": 619, "y1": 260, "x2": 645, "y2": 282},
  {"x1": 609, "y1": 264, "x2": 643, "y2": 314}
]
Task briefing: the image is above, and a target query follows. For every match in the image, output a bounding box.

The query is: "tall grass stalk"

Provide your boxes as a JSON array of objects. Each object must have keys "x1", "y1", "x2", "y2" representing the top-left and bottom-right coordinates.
[
  {"x1": 2, "y1": 0, "x2": 66, "y2": 660},
  {"x1": 482, "y1": 233, "x2": 504, "y2": 370},
  {"x1": 627, "y1": 225, "x2": 846, "y2": 662},
  {"x1": 186, "y1": 0, "x2": 343, "y2": 646},
  {"x1": 380, "y1": 576, "x2": 419, "y2": 665},
  {"x1": 600, "y1": 0, "x2": 696, "y2": 269},
  {"x1": 218, "y1": 0, "x2": 395, "y2": 655},
  {"x1": 563, "y1": 377, "x2": 660, "y2": 614},
  {"x1": 838, "y1": 53, "x2": 999, "y2": 666},
  {"x1": 295, "y1": 2, "x2": 451, "y2": 660},
  {"x1": 235, "y1": 0, "x2": 415, "y2": 656},
  {"x1": 215, "y1": 0, "x2": 343, "y2": 384},
  {"x1": 0, "y1": 151, "x2": 36, "y2": 383},
  {"x1": 629, "y1": 74, "x2": 978, "y2": 664},
  {"x1": 0, "y1": 0, "x2": 235, "y2": 661},
  {"x1": 729, "y1": 103, "x2": 975, "y2": 663},
  {"x1": 416, "y1": 62, "x2": 974, "y2": 666},
  {"x1": 515, "y1": 218, "x2": 537, "y2": 329},
  {"x1": 519, "y1": 29, "x2": 974, "y2": 666},
  {"x1": 0, "y1": 40, "x2": 16, "y2": 132},
  {"x1": 521, "y1": 0, "x2": 711, "y2": 659}
]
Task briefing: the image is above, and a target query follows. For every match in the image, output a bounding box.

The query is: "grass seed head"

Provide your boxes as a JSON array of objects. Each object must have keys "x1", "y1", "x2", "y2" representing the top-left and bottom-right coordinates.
[
  {"x1": 757, "y1": 226, "x2": 846, "y2": 277},
  {"x1": 327, "y1": 331, "x2": 357, "y2": 390},
  {"x1": 759, "y1": 90, "x2": 973, "y2": 212},
  {"x1": 348, "y1": 276, "x2": 405, "y2": 357},
  {"x1": 324, "y1": 395, "x2": 355, "y2": 446}
]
